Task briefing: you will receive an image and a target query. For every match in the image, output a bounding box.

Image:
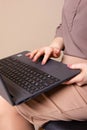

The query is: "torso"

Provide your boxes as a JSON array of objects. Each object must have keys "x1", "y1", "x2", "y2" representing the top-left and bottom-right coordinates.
[{"x1": 62, "y1": 0, "x2": 87, "y2": 59}]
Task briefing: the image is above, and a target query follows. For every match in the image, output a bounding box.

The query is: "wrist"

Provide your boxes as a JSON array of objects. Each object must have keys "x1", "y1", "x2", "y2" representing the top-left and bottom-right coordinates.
[{"x1": 50, "y1": 37, "x2": 64, "y2": 51}]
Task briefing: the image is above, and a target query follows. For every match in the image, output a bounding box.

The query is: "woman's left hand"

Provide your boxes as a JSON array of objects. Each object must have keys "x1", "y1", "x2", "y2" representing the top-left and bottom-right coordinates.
[{"x1": 65, "y1": 63, "x2": 87, "y2": 86}]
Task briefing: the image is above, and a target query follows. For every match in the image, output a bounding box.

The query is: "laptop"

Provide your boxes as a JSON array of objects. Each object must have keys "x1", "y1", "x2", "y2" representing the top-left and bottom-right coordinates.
[{"x1": 0, "y1": 51, "x2": 80, "y2": 105}]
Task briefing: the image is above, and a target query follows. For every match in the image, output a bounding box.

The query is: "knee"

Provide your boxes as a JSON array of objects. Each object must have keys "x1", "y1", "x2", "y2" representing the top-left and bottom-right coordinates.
[{"x1": 0, "y1": 96, "x2": 18, "y2": 117}]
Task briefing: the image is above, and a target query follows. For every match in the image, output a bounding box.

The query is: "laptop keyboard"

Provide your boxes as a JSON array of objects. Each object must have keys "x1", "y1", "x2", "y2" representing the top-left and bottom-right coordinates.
[{"x1": 0, "y1": 57, "x2": 60, "y2": 94}]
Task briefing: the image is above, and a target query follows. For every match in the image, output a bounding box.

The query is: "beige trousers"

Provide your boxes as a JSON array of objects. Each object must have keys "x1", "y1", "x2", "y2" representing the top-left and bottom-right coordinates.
[{"x1": 16, "y1": 55, "x2": 87, "y2": 128}]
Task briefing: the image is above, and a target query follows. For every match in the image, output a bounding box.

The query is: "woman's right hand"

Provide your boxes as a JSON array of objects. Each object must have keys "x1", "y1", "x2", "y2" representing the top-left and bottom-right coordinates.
[{"x1": 26, "y1": 46, "x2": 61, "y2": 65}]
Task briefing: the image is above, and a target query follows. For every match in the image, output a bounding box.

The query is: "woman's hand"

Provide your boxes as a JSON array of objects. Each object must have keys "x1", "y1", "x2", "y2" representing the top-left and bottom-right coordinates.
[
  {"x1": 26, "y1": 46, "x2": 61, "y2": 65},
  {"x1": 65, "y1": 63, "x2": 87, "y2": 86},
  {"x1": 26, "y1": 37, "x2": 64, "y2": 65}
]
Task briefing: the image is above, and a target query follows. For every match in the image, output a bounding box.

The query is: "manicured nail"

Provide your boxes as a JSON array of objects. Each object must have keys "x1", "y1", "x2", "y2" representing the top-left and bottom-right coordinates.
[{"x1": 67, "y1": 64, "x2": 72, "y2": 67}]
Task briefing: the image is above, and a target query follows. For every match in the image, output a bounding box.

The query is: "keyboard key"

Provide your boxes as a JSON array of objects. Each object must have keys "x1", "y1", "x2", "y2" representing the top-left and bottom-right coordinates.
[{"x1": 0, "y1": 57, "x2": 60, "y2": 94}]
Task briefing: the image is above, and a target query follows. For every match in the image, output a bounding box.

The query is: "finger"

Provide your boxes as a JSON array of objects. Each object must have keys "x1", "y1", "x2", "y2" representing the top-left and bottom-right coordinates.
[
  {"x1": 32, "y1": 50, "x2": 44, "y2": 62},
  {"x1": 25, "y1": 52, "x2": 30, "y2": 56},
  {"x1": 41, "y1": 51, "x2": 52, "y2": 65},
  {"x1": 65, "y1": 73, "x2": 84, "y2": 85},
  {"x1": 52, "y1": 48, "x2": 60, "y2": 57},
  {"x1": 76, "y1": 82, "x2": 83, "y2": 86},
  {"x1": 66, "y1": 63, "x2": 87, "y2": 86},
  {"x1": 68, "y1": 63, "x2": 84, "y2": 70},
  {"x1": 26, "y1": 50, "x2": 38, "y2": 59}
]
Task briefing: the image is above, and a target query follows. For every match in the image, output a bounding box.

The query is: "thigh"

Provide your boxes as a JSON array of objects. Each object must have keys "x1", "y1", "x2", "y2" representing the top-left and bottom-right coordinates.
[
  {"x1": 16, "y1": 84, "x2": 87, "y2": 127},
  {"x1": 64, "y1": 105, "x2": 87, "y2": 121},
  {"x1": 17, "y1": 55, "x2": 87, "y2": 127},
  {"x1": 0, "y1": 96, "x2": 17, "y2": 116},
  {"x1": 0, "y1": 96, "x2": 11, "y2": 107}
]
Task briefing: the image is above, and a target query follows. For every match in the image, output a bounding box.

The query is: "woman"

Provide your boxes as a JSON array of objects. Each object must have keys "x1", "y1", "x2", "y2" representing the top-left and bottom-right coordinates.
[{"x1": 1, "y1": 0, "x2": 87, "y2": 130}]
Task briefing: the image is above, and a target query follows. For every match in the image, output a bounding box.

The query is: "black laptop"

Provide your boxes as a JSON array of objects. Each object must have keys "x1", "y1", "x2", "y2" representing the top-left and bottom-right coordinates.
[{"x1": 0, "y1": 51, "x2": 80, "y2": 105}]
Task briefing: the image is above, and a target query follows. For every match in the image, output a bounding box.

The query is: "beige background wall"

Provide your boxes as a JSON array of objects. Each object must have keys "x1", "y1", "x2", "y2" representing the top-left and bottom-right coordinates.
[{"x1": 0, "y1": 0, "x2": 64, "y2": 58}]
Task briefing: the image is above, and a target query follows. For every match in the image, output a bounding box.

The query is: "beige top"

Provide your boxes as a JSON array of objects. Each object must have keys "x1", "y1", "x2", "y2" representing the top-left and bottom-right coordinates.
[{"x1": 55, "y1": 0, "x2": 87, "y2": 59}]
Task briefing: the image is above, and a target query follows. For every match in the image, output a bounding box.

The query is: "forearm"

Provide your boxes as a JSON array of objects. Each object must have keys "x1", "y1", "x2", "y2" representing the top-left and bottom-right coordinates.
[{"x1": 49, "y1": 37, "x2": 64, "y2": 51}]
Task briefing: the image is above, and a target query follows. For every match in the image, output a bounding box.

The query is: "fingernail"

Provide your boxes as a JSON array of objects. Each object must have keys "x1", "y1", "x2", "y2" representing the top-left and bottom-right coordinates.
[
  {"x1": 41, "y1": 62, "x2": 45, "y2": 65},
  {"x1": 32, "y1": 58, "x2": 35, "y2": 62},
  {"x1": 77, "y1": 83, "x2": 82, "y2": 86},
  {"x1": 41, "y1": 61, "x2": 45, "y2": 65},
  {"x1": 67, "y1": 64, "x2": 72, "y2": 68}
]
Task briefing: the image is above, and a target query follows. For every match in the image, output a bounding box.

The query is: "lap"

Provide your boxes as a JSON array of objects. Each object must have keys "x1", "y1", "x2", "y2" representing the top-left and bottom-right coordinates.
[
  {"x1": 16, "y1": 84, "x2": 87, "y2": 128},
  {"x1": 16, "y1": 55, "x2": 87, "y2": 127}
]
